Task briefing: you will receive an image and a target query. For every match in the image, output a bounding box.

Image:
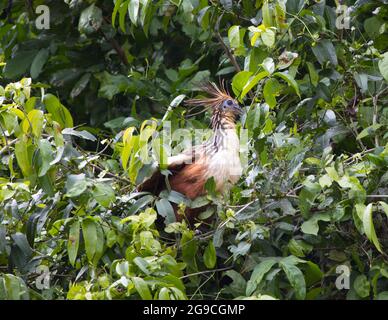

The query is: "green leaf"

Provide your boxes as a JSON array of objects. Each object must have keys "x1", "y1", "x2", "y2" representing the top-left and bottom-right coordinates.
[
  {"x1": 262, "y1": 0, "x2": 273, "y2": 27},
  {"x1": 362, "y1": 203, "x2": 382, "y2": 253},
  {"x1": 311, "y1": 40, "x2": 338, "y2": 66},
  {"x1": 3, "y1": 50, "x2": 38, "y2": 79},
  {"x1": 232, "y1": 71, "x2": 252, "y2": 98},
  {"x1": 203, "y1": 241, "x2": 216, "y2": 269},
  {"x1": 151, "y1": 137, "x2": 168, "y2": 169},
  {"x1": 62, "y1": 128, "x2": 97, "y2": 141},
  {"x1": 229, "y1": 241, "x2": 251, "y2": 259},
  {"x1": 301, "y1": 213, "x2": 330, "y2": 236},
  {"x1": 68, "y1": 220, "x2": 80, "y2": 266},
  {"x1": 261, "y1": 28, "x2": 275, "y2": 47},
  {"x1": 245, "y1": 103, "x2": 261, "y2": 131},
  {"x1": 377, "y1": 292, "x2": 388, "y2": 300},
  {"x1": 364, "y1": 17, "x2": 383, "y2": 39},
  {"x1": 274, "y1": 72, "x2": 300, "y2": 97},
  {"x1": 319, "y1": 174, "x2": 332, "y2": 188},
  {"x1": 241, "y1": 71, "x2": 269, "y2": 99},
  {"x1": 354, "y1": 72, "x2": 368, "y2": 93},
  {"x1": 246, "y1": 259, "x2": 277, "y2": 296},
  {"x1": 0, "y1": 274, "x2": 29, "y2": 300},
  {"x1": 356, "y1": 124, "x2": 383, "y2": 140},
  {"x1": 181, "y1": 231, "x2": 198, "y2": 273},
  {"x1": 78, "y1": 4, "x2": 103, "y2": 34},
  {"x1": 190, "y1": 196, "x2": 210, "y2": 209},
  {"x1": 298, "y1": 179, "x2": 321, "y2": 218},
  {"x1": 70, "y1": 73, "x2": 91, "y2": 99},
  {"x1": 228, "y1": 25, "x2": 245, "y2": 49},
  {"x1": 112, "y1": 0, "x2": 123, "y2": 27},
  {"x1": 95, "y1": 72, "x2": 132, "y2": 100},
  {"x1": 204, "y1": 176, "x2": 216, "y2": 195},
  {"x1": 82, "y1": 218, "x2": 97, "y2": 263},
  {"x1": 306, "y1": 62, "x2": 319, "y2": 87},
  {"x1": 128, "y1": 0, "x2": 140, "y2": 25},
  {"x1": 170, "y1": 94, "x2": 186, "y2": 108},
  {"x1": 30, "y1": 48, "x2": 49, "y2": 79},
  {"x1": 262, "y1": 57, "x2": 275, "y2": 74},
  {"x1": 132, "y1": 277, "x2": 152, "y2": 300},
  {"x1": 250, "y1": 30, "x2": 261, "y2": 47},
  {"x1": 247, "y1": 47, "x2": 267, "y2": 72},
  {"x1": 126, "y1": 195, "x2": 154, "y2": 215},
  {"x1": 140, "y1": 0, "x2": 152, "y2": 35},
  {"x1": 119, "y1": 0, "x2": 129, "y2": 32},
  {"x1": 280, "y1": 261, "x2": 306, "y2": 300},
  {"x1": 65, "y1": 174, "x2": 88, "y2": 197},
  {"x1": 93, "y1": 222, "x2": 105, "y2": 265},
  {"x1": 354, "y1": 275, "x2": 370, "y2": 298},
  {"x1": 223, "y1": 270, "x2": 247, "y2": 297},
  {"x1": 304, "y1": 261, "x2": 323, "y2": 287},
  {"x1": 263, "y1": 78, "x2": 282, "y2": 108},
  {"x1": 43, "y1": 94, "x2": 73, "y2": 129},
  {"x1": 158, "y1": 287, "x2": 171, "y2": 300},
  {"x1": 121, "y1": 127, "x2": 136, "y2": 171},
  {"x1": 288, "y1": 239, "x2": 313, "y2": 257},
  {"x1": 15, "y1": 139, "x2": 33, "y2": 177},
  {"x1": 378, "y1": 52, "x2": 388, "y2": 82},
  {"x1": 155, "y1": 198, "x2": 176, "y2": 224},
  {"x1": 133, "y1": 256, "x2": 150, "y2": 275},
  {"x1": 22, "y1": 109, "x2": 44, "y2": 138},
  {"x1": 12, "y1": 233, "x2": 33, "y2": 257},
  {"x1": 128, "y1": 152, "x2": 141, "y2": 184},
  {"x1": 379, "y1": 201, "x2": 388, "y2": 218},
  {"x1": 37, "y1": 139, "x2": 54, "y2": 177},
  {"x1": 92, "y1": 183, "x2": 116, "y2": 208},
  {"x1": 197, "y1": 6, "x2": 211, "y2": 29},
  {"x1": 25, "y1": 97, "x2": 37, "y2": 112}
]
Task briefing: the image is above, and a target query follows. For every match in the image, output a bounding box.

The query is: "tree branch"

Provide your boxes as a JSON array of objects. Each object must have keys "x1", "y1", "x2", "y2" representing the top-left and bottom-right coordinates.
[
  {"x1": 215, "y1": 14, "x2": 241, "y2": 73},
  {"x1": 99, "y1": 25, "x2": 129, "y2": 66},
  {"x1": 180, "y1": 266, "x2": 233, "y2": 279},
  {"x1": 214, "y1": 14, "x2": 254, "y2": 100}
]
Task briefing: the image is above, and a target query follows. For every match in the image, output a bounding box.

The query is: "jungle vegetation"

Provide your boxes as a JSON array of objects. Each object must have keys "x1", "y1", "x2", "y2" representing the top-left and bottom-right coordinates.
[{"x1": 0, "y1": 0, "x2": 388, "y2": 300}]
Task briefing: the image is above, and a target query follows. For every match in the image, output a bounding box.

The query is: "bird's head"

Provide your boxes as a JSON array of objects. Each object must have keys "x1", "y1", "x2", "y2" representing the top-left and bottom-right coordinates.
[
  {"x1": 219, "y1": 97, "x2": 243, "y2": 117},
  {"x1": 185, "y1": 81, "x2": 243, "y2": 119}
]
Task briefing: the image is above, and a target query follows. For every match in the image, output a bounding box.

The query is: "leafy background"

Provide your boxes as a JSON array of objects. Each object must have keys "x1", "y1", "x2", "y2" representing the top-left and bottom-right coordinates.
[{"x1": 0, "y1": 0, "x2": 388, "y2": 300}]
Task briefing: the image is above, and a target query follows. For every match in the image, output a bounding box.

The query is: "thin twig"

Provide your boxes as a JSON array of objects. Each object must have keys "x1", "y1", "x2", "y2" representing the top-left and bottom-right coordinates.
[
  {"x1": 214, "y1": 14, "x2": 254, "y2": 100},
  {"x1": 0, "y1": 138, "x2": 17, "y2": 156},
  {"x1": 372, "y1": 95, "x2": 379, "y2": 147},
  {"x1": 215, "y1": 14, "x2": 241, "y2": 74},
  {"x1": 99, "y1": 20, "x2": 129, "y2": 66},
  {"x1": 366, "y1": 195, "x2": 388, "y2": 199},
  {"x1": 180, "y1": 266, "x2": 232, "y2": 279},
  {"x1": 88, "y1": 162, "x2": 132, "y2": 185}
]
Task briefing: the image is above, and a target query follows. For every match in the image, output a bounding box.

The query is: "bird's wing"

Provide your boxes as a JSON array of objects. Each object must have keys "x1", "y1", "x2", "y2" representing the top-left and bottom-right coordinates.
[{"x1": 137, "y1": 148, "x2": 197, "y2": 194}]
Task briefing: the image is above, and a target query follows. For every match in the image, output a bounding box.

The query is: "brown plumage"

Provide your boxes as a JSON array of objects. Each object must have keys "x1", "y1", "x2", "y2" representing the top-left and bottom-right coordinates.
[{"x1": 138, "y1": 82, "x2": 243, "y2": 224}]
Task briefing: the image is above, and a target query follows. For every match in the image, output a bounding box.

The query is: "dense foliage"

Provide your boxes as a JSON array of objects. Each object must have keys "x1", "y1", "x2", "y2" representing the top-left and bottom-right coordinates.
[{"x1": 0, "y1": 0, "x2": 388, "y2": 300}]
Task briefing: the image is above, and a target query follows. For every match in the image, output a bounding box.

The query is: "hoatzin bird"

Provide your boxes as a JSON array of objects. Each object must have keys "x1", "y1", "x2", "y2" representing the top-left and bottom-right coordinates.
[{"x1": 138, "y1": 82, "x2": 243, "y2": 224}]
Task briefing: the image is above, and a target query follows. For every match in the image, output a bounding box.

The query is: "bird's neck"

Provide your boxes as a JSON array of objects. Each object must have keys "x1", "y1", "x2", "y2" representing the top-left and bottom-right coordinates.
[
  {"x1": 211, "y1": 110, "x2": 237, "y2": 130},
  {"x1": 207, "y1": 111, "x2": 239, "y2": 152}
]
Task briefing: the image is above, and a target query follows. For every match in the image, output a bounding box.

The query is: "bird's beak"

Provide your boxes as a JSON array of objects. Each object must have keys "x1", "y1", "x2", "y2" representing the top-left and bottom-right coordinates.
[{"x1": 233, "y1": 103, "x2": 243, "y2": 115}]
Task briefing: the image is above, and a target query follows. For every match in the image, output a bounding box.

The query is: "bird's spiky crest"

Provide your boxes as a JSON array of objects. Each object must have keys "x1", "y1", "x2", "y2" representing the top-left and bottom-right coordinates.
[{"x1": 185, "y1": 80, "x2": 233, "y2": 109}]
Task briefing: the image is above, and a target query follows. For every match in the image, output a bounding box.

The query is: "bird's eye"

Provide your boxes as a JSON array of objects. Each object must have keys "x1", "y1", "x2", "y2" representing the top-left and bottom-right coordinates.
[{"x1": 226, "y1": 99, "x2": 233, "y2": 106}]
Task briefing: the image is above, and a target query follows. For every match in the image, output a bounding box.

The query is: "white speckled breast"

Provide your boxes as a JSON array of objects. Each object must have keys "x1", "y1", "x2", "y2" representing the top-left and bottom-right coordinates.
[{"x1": 205, "y1": 128, "x2": 242, "y2": 192}]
